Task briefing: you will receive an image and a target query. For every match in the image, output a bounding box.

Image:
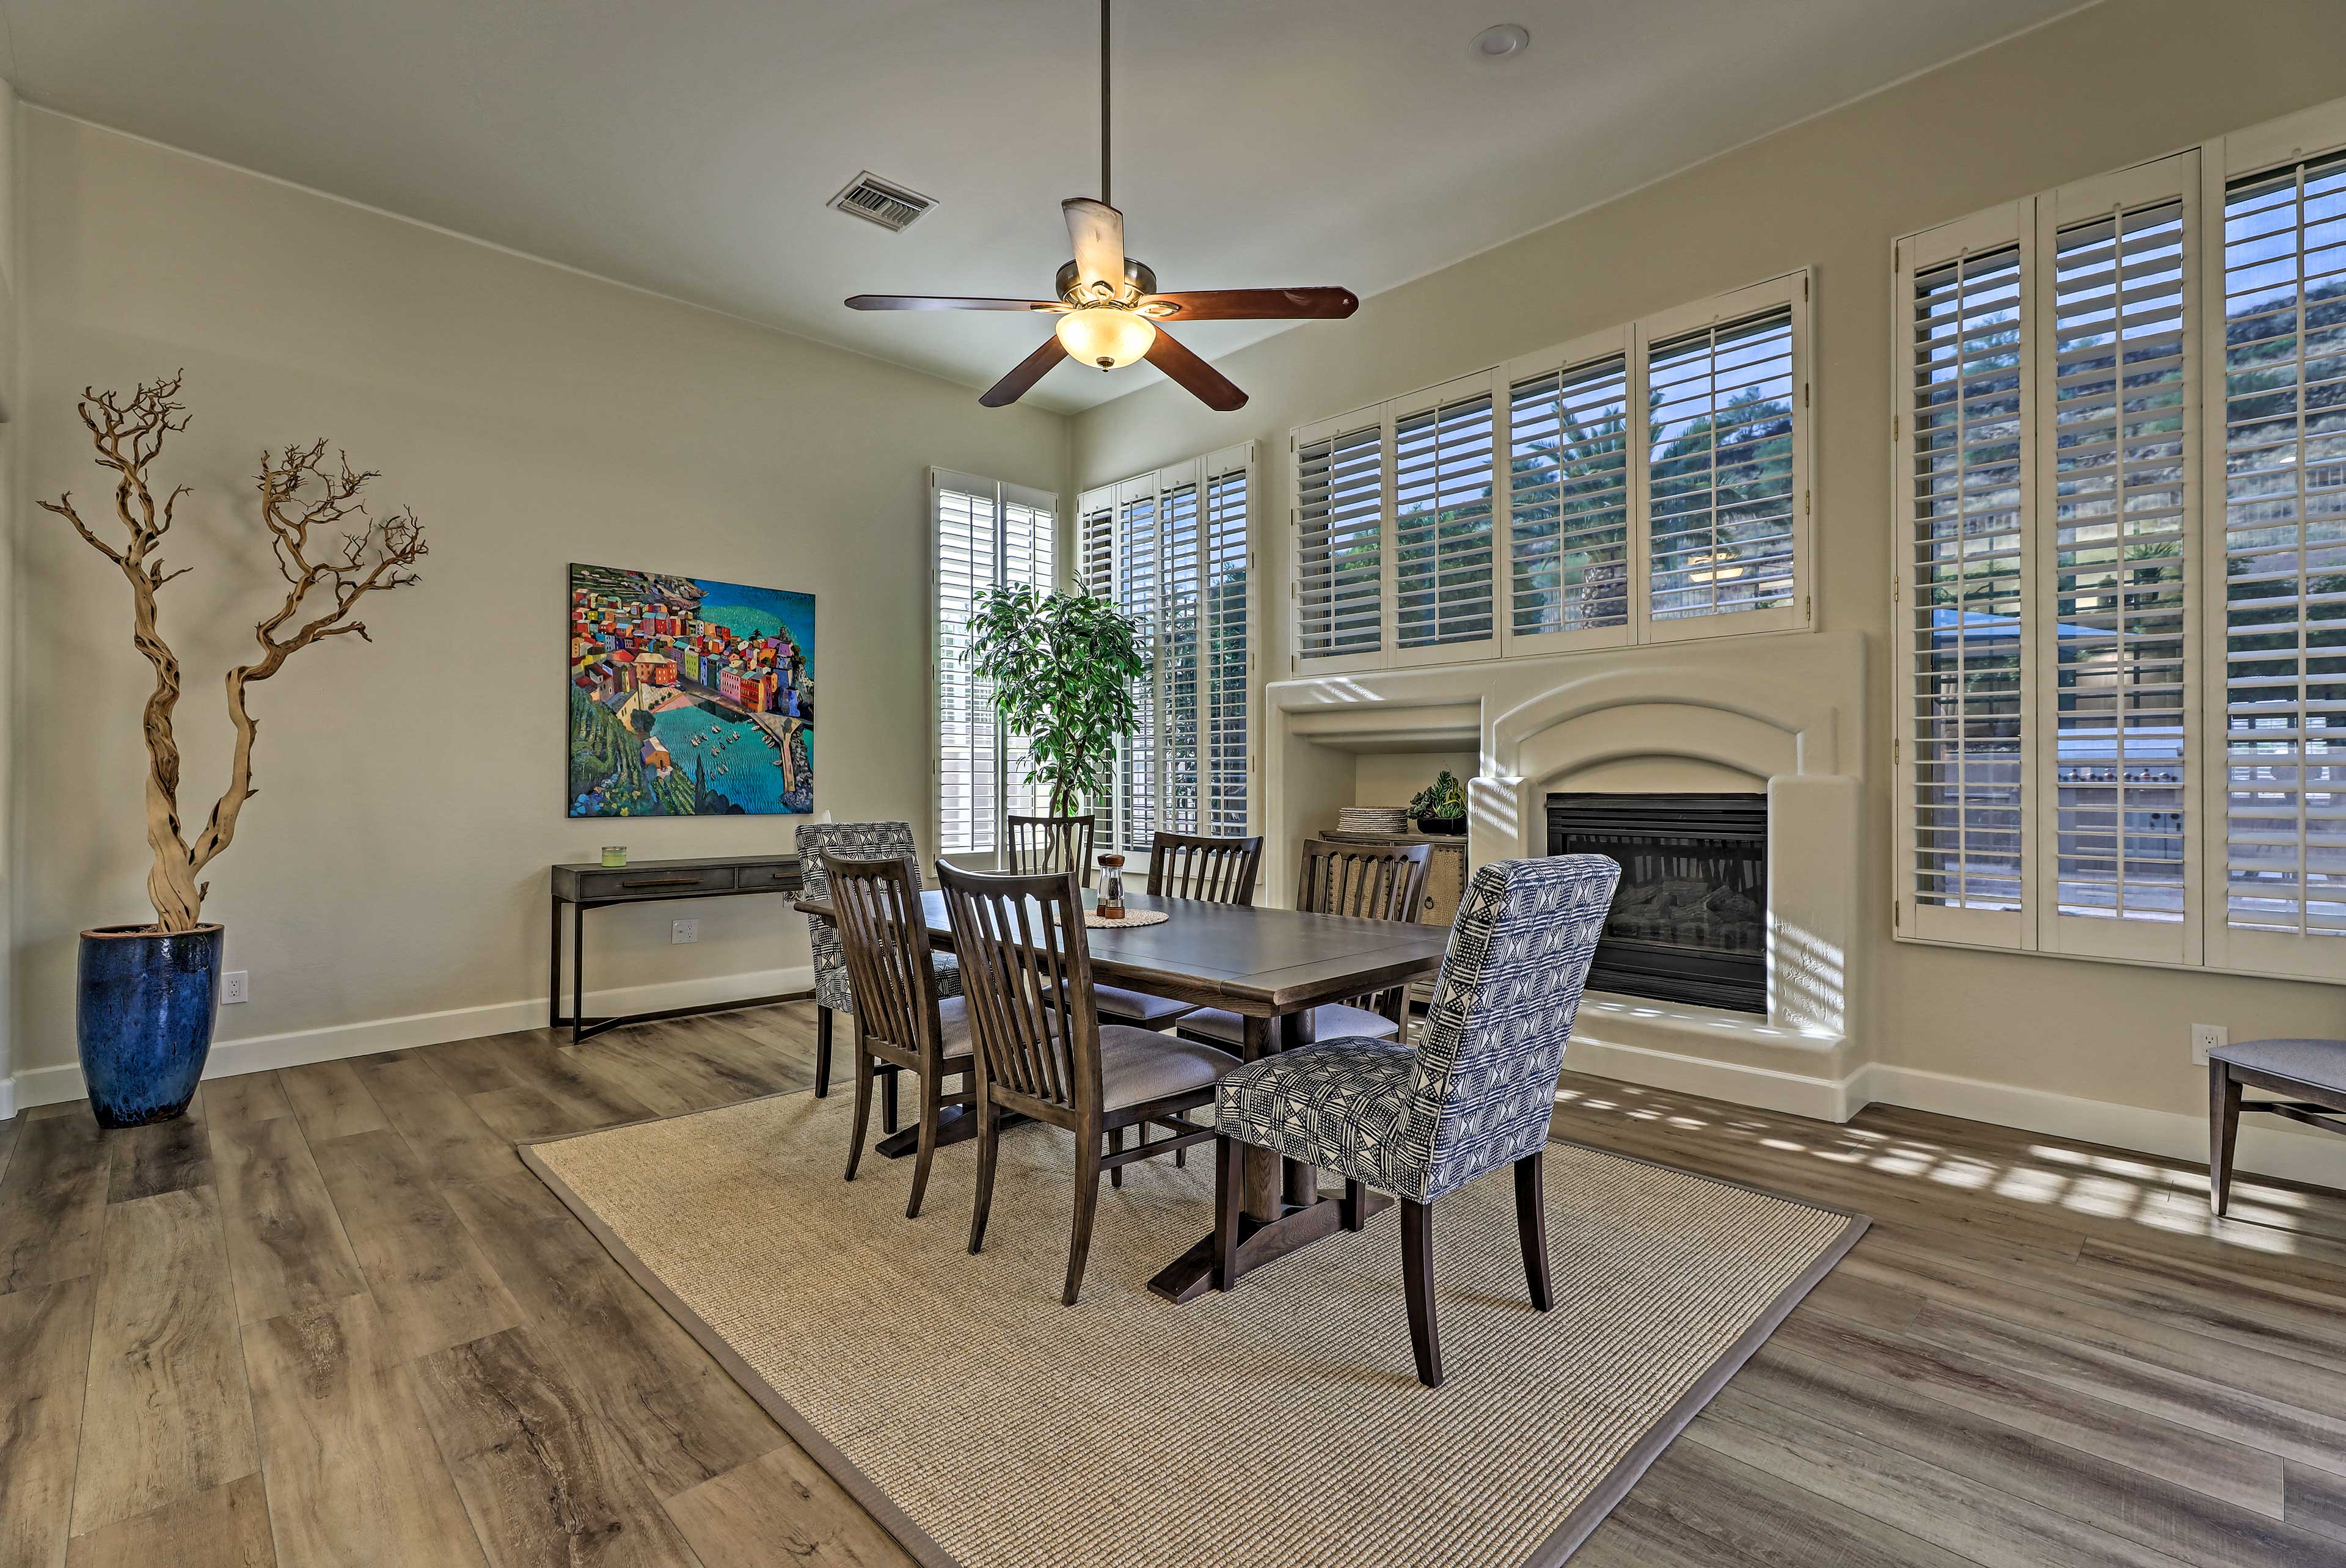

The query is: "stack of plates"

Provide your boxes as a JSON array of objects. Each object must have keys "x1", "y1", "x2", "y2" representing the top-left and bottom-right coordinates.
[{"x1": 1337, "y1": 806, "x2": 1412, "y2": 834}]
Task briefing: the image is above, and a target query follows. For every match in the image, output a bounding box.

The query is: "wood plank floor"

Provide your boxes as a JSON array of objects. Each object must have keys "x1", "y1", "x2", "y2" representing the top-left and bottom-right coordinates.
[{"x1": 5, "y1": 1004, "x2": 2346, "y2": 1566}]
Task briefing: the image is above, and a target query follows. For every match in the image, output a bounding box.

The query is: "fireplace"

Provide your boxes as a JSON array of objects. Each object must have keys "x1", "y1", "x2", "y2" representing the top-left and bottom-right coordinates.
[{"x1": 1547, "y1": 793, "x2": 1767, "y2": 1014}]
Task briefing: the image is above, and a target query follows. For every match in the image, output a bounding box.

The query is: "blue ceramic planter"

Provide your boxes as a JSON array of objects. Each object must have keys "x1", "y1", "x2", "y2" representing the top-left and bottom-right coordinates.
[{"x1": 76, "y1": 924, "x2": 223, "y2": 1128}]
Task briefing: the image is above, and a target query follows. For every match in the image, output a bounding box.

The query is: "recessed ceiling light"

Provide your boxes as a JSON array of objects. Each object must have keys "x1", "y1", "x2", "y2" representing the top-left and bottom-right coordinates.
[{"x1": 1472, "y1": 23, "x2": 1530, "y2": 60}]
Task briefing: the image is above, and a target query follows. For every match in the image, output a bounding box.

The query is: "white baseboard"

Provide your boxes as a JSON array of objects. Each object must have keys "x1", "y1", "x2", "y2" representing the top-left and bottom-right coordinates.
[
  {"x1": 1857, "y1": 1062, "x2": 2346, "y2": 1194},
  {"x1": 1565, "y1": 1035, "x2": 1861, "y2": 1123},
  {"x1": 9, "y1": 965, "x2": 815, "y2": 1112}
]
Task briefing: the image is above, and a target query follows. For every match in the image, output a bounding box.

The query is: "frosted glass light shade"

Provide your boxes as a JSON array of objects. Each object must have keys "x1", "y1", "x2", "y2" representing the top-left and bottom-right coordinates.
[{"x1": 1056, "y1": 307, "x2": 1157, "y2": 370}]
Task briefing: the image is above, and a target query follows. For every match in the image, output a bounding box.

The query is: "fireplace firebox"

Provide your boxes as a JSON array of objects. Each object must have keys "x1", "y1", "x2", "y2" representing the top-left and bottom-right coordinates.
[{"x1": 1546, "y1": 793, "x2": 1767, "y2": 1014}]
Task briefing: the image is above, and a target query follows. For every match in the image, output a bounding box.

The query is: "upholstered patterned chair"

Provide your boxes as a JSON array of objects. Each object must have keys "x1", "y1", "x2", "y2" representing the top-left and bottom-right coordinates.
[
  {"x1": 797, "y1": 820, "x2": 963, "y2": 1125},
  {"x1": 1213, "y1": 855, "x2": 1620, "y2": 1387}
]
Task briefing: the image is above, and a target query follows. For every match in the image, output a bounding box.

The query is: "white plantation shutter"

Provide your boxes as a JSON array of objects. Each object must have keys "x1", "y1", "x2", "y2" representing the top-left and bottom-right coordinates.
[
  {"x1": 1293, "y1": 421, "x2": 1386, "y2": 665},
  {"x1": 1086, "y1": 446, "x2": 1254, "y2": 852},
  {"x1": 2210, "y1": 144, "x2": 2346, "y2": 974},
  {"x1": 932, "y1": 470, "x2": 1056, "y2": 861},
  {"x1": 1506, "y1": 341, "x2": 1634, "y2": 649},
  {"x1": 1393, "y1": 376, "x2": 1497, "y2": 652},
  {"x1": 1902, "y1": 222, "x2": 2032, "y2": 946},
  {"x1": 2041, "y1": 164, "x2": 2196, "y2": 962},
  {"x1": 1291, "y1": 274, "x2": 1811, "y2": 672},
  {"x1": 1645, "y1": 307, "x2": 1800, "y2": 626}
]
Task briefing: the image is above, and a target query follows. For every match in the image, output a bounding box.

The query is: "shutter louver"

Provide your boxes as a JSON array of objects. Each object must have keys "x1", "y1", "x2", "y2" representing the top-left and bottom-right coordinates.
[
  {"x1": 1648, "y1": 308, "x2": 1799, "y2": 622},
  {"x1": 1001, "y1": 496, "x2": 1057, "y2": 824},
  {"x1": 1205, "y1": 465, "x2": 1250, "y2": 836},
  {"x1": 1394, "y1": 389, "x2": 1496, "y2": 647},
  {"x1": 1162, "y1": 480, "x2": 1202, "y2": 836},
  {"x1": 2049, "y1": 199, "x2": 2191, "y2": 927},
  {"x1": 934, "y1": 481, "x2": 999, "y2": 855},
  {"x1": 1081, "y1": 494, "x2": 1115, "y2": 597},
  {"x1": 1508, "y1": 356, "x2": 1631, "y2": 638},
  {"x1": 1910, "y1": 247, "x2": 2029, "y2": 916},
  {"x1": 1295, "y1": 424, "x2": 1384, "y2": 660},
  {"x1": 2220, "y1": 153, "x2": 2346, "y2": 944},
  {"x1": 1117, "y1": 486, "x2": 1160, "y2": 850}
]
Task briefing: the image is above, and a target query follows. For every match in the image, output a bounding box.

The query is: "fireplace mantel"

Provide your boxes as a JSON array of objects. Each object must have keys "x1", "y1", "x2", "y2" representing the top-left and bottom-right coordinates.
[{"x1": 1266, "y1": 628, "x2": 1870, "y2": 1121}]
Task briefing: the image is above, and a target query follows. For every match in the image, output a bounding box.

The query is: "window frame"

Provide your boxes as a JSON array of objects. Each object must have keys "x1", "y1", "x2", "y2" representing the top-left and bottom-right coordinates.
[
  {"x1": 1893, "y1": 98, "x2": 2346, "y2": 987},
  {"x1": 1290, "y1": 271, "x2": 1814, "y2": 675},
  {"x1": 930, "y1": 467, "x2": 1058, "y2": 868}
]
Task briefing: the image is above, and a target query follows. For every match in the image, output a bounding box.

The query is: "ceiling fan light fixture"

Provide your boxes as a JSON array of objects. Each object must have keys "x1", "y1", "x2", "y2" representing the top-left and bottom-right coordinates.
[{"x1": 1056, "y1": 306, "x2": 1157, "y2": 370}]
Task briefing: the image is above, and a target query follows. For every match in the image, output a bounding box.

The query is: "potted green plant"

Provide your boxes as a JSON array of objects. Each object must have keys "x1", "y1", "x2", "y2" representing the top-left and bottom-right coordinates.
[
  {"x1": 1409, "y1": 770, "x2": 1469, "y2": 836},
  {"x1": 963, "y1": 583, "x2": 1148, "y2": 819},
  {"x1": 43, "y1": 375, "x2": 428, "y2": 1127}
]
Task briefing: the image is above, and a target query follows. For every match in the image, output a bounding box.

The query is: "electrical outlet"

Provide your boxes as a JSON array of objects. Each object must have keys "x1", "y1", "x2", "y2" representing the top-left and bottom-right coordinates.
[
  {"x1": 671, "y1": 918, "x2": 699, "y2": 945},
  {"x1": 221, "y1": 970, "x2": 249, "y2": 1005},
  {"x1": 2191, "y1": 1023, "x2": 2227, "y2": 1066}
]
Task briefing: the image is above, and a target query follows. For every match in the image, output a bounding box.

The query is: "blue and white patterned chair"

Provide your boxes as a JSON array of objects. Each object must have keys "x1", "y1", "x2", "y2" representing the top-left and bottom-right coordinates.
[
  {"x1": 797, "y1": 821, "x2": 963, "y2": 1120},
  {"x1": 1213, "y1": 855, "x2": 1620, "y2": 1387}
]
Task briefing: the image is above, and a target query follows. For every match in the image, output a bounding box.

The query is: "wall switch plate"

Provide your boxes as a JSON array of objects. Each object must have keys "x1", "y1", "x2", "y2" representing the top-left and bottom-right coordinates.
[
  {"x1": 671, "y1": 918, "x2": 699, "y2": 945},
  {"x1": 2191, "y1": 1023, "x2": 2227, "y2": 1067},
  {"x1": 221, "y1": 971, "x2": 249, "y2": 1004}
]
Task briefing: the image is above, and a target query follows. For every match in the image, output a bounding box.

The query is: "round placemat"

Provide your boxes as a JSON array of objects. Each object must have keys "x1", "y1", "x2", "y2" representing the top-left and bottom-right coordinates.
[{"x1": 1084, "y1": 909, "x2": 1170, "y2": 929}]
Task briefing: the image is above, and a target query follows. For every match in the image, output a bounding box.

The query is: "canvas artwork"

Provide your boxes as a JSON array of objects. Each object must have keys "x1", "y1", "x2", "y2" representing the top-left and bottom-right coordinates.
[{"x1": 568, "y1": 563, "x2": 815, "y2": 817}]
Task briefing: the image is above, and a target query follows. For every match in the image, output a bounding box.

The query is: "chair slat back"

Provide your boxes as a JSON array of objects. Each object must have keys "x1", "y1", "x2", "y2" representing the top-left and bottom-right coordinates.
[
  {"x1": 1146, "y1": 832, "x2": 1265, "y2": 904},
  {"x1": 937, "y1": 861, "x2": 1101, "y2": 1125},
  {"x1": 1007, "y1": 815, "x2": 1097, "y2": 884},
  {"x1": 824, "y1": 854, "x2": 940, "y2": 1068},
  {"x1": 1297, "y1": 838, "x2": 1432, "y2": 923}
]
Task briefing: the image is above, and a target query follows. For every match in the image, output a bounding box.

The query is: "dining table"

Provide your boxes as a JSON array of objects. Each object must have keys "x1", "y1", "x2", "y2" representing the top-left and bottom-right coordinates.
[{"x1": 792, "y1": 884, "x2": 1453, "y2": 1303}]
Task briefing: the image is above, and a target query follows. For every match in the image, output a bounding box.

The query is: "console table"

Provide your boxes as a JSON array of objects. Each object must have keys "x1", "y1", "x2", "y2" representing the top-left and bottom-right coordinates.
[{"x1": 550, "y1": 853, "x2": 806, "y2": 1043}]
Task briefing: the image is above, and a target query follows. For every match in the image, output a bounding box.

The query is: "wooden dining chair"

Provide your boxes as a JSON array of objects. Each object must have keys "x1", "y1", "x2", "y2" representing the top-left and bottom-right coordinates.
[
  {"x1": 827, "y1": 853, "x2": 977, "y2": 1220},
  {"x1": 1146, "y1": 831, "x2": 1266, "y2": 903},
  {"x1": 1213, "y1": 855, "x2": 1621, "y2": 1386},
  {"x1": 1177, "y1": 838, "x2": 1433, "y2": 1052},
  {"x1": 937, "y1": 860, "x2": 1238, "y2": 1305},
  {"x1": 1006, "y1": 814, "x2": 1097, "y2": 884}
]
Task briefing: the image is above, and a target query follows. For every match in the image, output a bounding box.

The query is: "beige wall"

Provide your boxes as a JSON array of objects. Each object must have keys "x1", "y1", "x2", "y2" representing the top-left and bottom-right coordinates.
[
  {"x1": 1070, "y1": 0, "x2": 2346, "y2": 1128},
  {"x1": 13, "y1": 109, "x2": 1065, "y2": 1088}
]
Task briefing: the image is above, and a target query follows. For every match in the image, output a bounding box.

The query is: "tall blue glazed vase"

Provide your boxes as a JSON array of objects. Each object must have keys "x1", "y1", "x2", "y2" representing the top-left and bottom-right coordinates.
[{"x1": 76, "y1": 924, "x2": 224, "y2": 1128}]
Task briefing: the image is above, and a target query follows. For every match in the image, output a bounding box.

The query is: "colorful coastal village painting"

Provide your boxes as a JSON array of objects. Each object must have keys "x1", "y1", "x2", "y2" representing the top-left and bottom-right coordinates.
[{"x1": 568, "y1": 563, "x2": 815, "y2": 817}]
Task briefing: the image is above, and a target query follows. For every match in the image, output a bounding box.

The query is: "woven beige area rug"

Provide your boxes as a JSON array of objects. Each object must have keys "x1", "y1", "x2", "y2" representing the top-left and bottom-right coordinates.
[{"x1": 525, "y1": 1090, "x2": 1864, "y2": 1568}]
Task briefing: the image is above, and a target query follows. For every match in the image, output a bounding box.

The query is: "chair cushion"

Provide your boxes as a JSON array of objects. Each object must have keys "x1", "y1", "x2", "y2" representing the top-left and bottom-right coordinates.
[
  {"x1": 1215, "y1": 1040, "x2": 1420, "y2": 1195},
  {"x1": 2209, "y1": 1037, "x2": 2346, "y2": 1092},
  {"x1": 1178, "y1": 1003, "x2": 1400, "y2": 1049},
  {"x1": 1092, "y1": 984, "x2": 1196, "y2": 1027},
  {"x1": 1099, "y1": 1026, "x2": 1239, "y2": 1112}
]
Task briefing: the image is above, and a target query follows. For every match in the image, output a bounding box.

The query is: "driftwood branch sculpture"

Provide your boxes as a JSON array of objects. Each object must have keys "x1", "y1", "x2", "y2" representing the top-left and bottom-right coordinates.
[{"x1": 39, "y1": 374, "x2": 428, "y2": 932}]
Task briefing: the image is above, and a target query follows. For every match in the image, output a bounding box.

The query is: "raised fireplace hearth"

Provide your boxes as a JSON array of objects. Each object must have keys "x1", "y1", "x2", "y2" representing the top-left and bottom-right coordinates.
[{"x1": 1548, "y1": 793, "x2": 1767, "y2": 1014}]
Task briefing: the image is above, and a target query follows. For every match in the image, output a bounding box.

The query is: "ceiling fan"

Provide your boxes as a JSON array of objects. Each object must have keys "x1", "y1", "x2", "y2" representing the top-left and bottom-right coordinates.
[{"x1": 843, "y1": 0, "x2": 1358, "y2": 411}]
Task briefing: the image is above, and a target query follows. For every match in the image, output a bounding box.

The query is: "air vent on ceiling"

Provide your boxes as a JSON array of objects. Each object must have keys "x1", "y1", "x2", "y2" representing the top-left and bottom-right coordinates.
[{"x1": 828, "y1": 172, "x2": 935, "y2": 233}]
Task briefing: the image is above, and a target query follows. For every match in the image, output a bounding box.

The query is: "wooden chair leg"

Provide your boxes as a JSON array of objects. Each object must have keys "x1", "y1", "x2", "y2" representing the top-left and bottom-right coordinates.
[
  {"x1": 843, "y1": 1045, "x2": 874, "y2": 1183},
  {"x1": 1341, "y1": 1178, "x2": 1368, "y2": 1233},
  {"x1": 1400, "y1": 1197, "x2": 1442, "y2": 1388},
  {"x1": 1108, "y1": 1126, "x2": 1124, "y2": 1189},
  {"x1": 1515, "y1": 1150, "x2": 1552, "y2": 1311},
  {"x1": 905, "y1": 1070, "x2": 943, "y2": 1220},
  {"x1": 1064, "y1": 1137, "x2": 1105, "y2": 1306},
  {"x1": 881, "y1": 1066, "x2": 899, "y2": 1135},
  {"x1": 814, "y1": 1005, "x2": 834, "y2": 1099},
  {"x1": 1213, "y1": 1136, "x2": 1242, "y2": 1290},
  {"x1": 968, "y1": 1104, "x2": 1001, "y2": 1254},
  {"x1": 2210, "y1": 1063, "x2": 2242, "y2": 1217}
]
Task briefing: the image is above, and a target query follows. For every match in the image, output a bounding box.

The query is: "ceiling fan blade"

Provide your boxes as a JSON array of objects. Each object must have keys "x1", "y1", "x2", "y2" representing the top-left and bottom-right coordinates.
[
  {"x1": 1144, "y1": 326, "x2": 1247, "y2": 412},
  {"x1": 1062, "y1": 198, "x2": 1127, "y2": 297},
  {"x1": 979, "y1": 335, "x2": 1070, "y2": 408},
  {"x1": 847, "y1": 294, "x2": 1069, "y2": 313},
  {"x1": 1141, "y1": 287, "x2": 1360, "y2": 321}
]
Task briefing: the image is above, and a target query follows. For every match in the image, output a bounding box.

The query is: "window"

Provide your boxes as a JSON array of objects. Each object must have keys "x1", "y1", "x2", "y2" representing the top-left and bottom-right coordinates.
[
  {"x1": 933, "y1": 469, "x2": 1056, "y2": 860},
  {"x1": 1895, "y1": 100, "x2": 2346, "y2": 985},
  {"x1": 1292, "y1": 272, "x2": 1811, "y2": 672},
  {"x1": 1081, "y1": 443, "x2": 1255, "y2": 852}
]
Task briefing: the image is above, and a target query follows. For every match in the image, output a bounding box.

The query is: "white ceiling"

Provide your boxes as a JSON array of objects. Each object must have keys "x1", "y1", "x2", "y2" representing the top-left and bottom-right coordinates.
[{"x1": 0, "y1": 0, "x2": 2092, "y2": 412}]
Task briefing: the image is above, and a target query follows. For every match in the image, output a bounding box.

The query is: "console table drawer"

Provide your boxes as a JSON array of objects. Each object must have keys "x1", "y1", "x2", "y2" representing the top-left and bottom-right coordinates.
[
  {"x1": 734, "y1": 862, "x2": 803, "y2": 893},
  {"x1": 576, "y1": 866, "x2": 737, "y2": 900}
]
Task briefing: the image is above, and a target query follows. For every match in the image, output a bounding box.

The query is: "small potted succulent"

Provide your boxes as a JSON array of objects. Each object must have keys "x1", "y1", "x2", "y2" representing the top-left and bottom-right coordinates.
[{"x1": 1409, "y1": 770, "x2": 1469, "y2": 836}]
